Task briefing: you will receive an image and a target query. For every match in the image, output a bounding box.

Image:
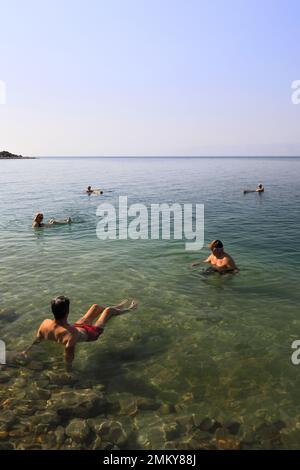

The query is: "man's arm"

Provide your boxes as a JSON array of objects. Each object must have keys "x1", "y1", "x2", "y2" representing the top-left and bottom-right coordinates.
[
  {"x1": 49, "y1": 218, "x2": 72, "y2": 225},
  {"x1": 191, "y1": 254, "x2": 211, "y2": 267},
  {"x1": 64, "y1": 345, "x2": 75, "y2": 372},
  {"x1": 21, "y1": 328, "x2": 43, "y2": 356}
]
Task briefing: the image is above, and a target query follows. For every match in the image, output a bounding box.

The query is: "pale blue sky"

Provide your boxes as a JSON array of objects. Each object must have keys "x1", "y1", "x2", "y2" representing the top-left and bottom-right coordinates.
[{"x1": 0, "y1": 0, "x2": 299, "y2": 156}]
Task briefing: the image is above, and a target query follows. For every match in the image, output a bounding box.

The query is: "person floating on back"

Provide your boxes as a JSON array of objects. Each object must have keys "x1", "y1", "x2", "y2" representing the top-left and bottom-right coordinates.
[
  {"x1": 32, "y1": 212, "x2": 72, "y2": 228},
  {"x1": 86, "y1": 185, "x2": 103, "y2": 195},
  {"x1": 21, "y1": 296, "x2": 138, "y2": 372},
  {"x1": 191, "y1": 239, "x2": 238, "y2": 274},
  {"x1": 243, "y1": 183, "x2": 264, "y2": 194},
  {"x1": 256, "y1": 183, "x2": 264, "y2": 192}
]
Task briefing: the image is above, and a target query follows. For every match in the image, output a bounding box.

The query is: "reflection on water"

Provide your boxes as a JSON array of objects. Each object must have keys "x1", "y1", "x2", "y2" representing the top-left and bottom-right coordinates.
[{"x1": 0, "y1": 157, "x2": 299, "y2": 449}]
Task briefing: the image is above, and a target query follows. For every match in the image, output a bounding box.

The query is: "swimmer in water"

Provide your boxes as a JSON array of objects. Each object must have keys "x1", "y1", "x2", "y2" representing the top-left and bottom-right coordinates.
[
  {"x1": 32, "y1": 212, "x2": 72, "y2": 228},
  {"x1": 21, "y1": 296, "x2": 138, "y2": 372},
  {"x1": 256, "y1": 183, "x2": 264, "y2": 192},
  {"x1": 86, "y1": 186, "x2": 103, "y2": 195},
  {"x1": 191, "y1": 239, "x2": 238, "y2": 274}
]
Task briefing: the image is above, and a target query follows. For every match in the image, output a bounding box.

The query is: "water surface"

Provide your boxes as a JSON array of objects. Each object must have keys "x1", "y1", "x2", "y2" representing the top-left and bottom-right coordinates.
[{"x1": 0, "y1": 157, "x2": 299, "y2": 449}]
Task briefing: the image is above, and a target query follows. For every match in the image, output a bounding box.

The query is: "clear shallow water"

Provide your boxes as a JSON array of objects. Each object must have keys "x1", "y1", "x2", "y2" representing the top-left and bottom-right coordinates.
[{"x1": 0, "y1": 157, "x2": 300, "y2": 449}]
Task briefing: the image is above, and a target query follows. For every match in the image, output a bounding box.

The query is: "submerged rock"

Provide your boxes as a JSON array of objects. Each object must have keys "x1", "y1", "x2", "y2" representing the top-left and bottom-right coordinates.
[
  {"x1": 0, "y1": 410, "x2": 18, "y2": 429},
  {"x1": 54, "y1": 426, "x2": 66, "y2": 447},
  {"x1": 92, "y1": 436, "x2": 103, "y2": 450},
  {"x1": 162, "y1": 422, "x2": 181, "y2": 441},
  {"x1": 0, "y1": 372, "x2": 11, "y2": 384},
  {"x1": 137, "y1": 425, "x2": 166, "y2": 450},
  {"x1": 179, "y1": 429, "x2": 215, "y2": 450},
  {"x1": 30, "y1": 410, "x2": 61, "y2": 428},
  {"x1": 0, "y1": 309, "x2": 19, "y2": 322},
  {"x1": 26, "y1": 384, "x2": 51, "y2": 401},
  {"x1": 35, "y1": 431, "x2": 56, "y2": 448},
  {"x1": 118, "y1": 397, "x2": 138, "y2": 416},
  {"x1": 44, "y1": 371, "x2": 79, "y2": 387},
  {"x1": 33, "y1": 423, "x2": 50, "y2": 436},
  {"x1": 136, "y1": 397, "x2": 161, "y2": 412},
  {"x1": 8, "y1": 424, "x2": 28, "y2": 439},
  {"x1": 225, "y1": 421, "x2": 241, "y2": 435},
  {"x1": 199, "y1": 417, "x2": 222, "y2": 433},
  {"x1": 158, "y1": 403, "x2": 176, "y2": 415},
  {"x1": 175, "y1": 414, "x2": 195, "y2": 433},
  {"x1": 214, "y1": 427, "x2": 242, "y2": 449},
  {"x1": 3, "y1": 398, "x2": 38, "y2": 416},
  {"x1": 47, "y1": 389, "x2": 107, "y2": 418},
  {"x1": 65, "y1": 419, "x2": 91, "y2": 443},
  {"x1": 28, "y1": 361, "x2": 44, "y2": 371},
  {"x1": 11, "y1": 377, "x2": 27, "y2": 388},
  {"x1": 94, "y1": 420, "x2": 128, "y2": 447}
]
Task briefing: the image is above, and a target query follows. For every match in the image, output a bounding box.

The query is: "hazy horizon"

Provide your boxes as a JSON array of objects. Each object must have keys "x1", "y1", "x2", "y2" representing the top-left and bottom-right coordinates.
[{"x1": 1, "y1": 0, "x2": 300, "y2": 157}]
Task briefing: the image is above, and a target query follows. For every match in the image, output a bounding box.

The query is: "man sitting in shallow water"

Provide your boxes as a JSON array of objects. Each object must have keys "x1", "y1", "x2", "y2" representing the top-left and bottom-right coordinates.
[
  {"x1": 22, "y1": 296, "x2": 138, "y2": 372},
  {"x1": 192, "y1": 239, "x2": 238, "y2": 274}
]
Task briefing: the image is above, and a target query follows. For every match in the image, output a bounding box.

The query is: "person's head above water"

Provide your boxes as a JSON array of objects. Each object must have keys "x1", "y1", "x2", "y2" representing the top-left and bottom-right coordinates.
[
  {"x1": 258, "y1": 183, "x2": 263, "y2": 188},
  {"x1": 208, "y1": 239, "x2": 224, "y2": 256},
  {"x1": 51, "y1": 295, "x2": 70, "y2": 321},
  {"x1": 87, "y1": 186, "x2": 92, "y2": 191},
  {"x1": 33, "y1": 212, "x2": 44, "y2": 224}
]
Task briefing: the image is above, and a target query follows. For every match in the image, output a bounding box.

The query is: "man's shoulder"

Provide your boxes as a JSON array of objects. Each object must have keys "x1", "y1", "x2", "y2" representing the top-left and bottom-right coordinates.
[
  {"x1": 223, "y1": 253, "x2": 237, "y2": 267},
  {"x1": 38, "y1": 318, "x2": 52, "y2": 328}
]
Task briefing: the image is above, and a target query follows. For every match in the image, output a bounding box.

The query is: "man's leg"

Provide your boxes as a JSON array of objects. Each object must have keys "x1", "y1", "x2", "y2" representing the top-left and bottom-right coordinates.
[
  {"x1": 75, "y1": 300, "x2": 129, "y2": 326},
  {"x1": 75, "y1": 304, "x2": 105, "y2": 326},
  {"x1": 94, "y1": 300, "x2": 138, "y2": 329}
]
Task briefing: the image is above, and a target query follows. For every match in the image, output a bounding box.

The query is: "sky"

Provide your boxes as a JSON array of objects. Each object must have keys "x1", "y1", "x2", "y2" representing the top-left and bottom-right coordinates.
[{"x1": 0, "y1": 0, "x2": 300, "y2": 157}]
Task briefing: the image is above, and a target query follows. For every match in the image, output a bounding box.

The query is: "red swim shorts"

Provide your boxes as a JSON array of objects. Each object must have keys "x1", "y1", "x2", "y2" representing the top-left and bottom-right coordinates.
[{"x1": 74, "y1": 323, "x2": 104, "y2": 342}]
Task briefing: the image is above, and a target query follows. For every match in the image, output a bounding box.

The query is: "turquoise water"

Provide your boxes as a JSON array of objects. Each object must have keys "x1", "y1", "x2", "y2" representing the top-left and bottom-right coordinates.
[{"x1": 0, "y1": 157, "x2": 300, "y2": 449}]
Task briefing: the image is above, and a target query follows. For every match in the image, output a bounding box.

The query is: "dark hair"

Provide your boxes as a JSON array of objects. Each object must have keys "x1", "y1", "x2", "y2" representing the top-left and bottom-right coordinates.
[
  {"x1": 213, "y1": 240, "x2": 223, "y2": 249},
  {"x1": 51, "y1": 295, "x2": 70, "y2": 320}
]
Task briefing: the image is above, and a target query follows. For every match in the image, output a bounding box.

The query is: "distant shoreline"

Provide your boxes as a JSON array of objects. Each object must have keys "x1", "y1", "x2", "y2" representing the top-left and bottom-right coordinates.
[
  {"x1": 0, "y1": 151, "x2": 35, "y2": 160},
  {"x1": 34, "y1": 155, "x2": 300, "y2": 159}
]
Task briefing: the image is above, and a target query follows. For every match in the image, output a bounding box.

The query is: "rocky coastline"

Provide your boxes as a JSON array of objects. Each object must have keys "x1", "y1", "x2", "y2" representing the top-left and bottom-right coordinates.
[{"x1": 0, "y1": 151, "x2": 35, "y2": 159}]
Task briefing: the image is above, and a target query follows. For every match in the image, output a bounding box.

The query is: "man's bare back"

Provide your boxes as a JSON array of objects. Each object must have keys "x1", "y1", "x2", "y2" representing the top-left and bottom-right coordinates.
[{"x1": 37, "y1": 319, "x2": 79, "y2": 347}]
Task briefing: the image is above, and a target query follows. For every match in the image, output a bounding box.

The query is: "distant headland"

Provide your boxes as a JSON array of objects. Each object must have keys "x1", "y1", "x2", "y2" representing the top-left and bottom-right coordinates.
[{"x1": 0, "y1": 150, "x2": 35, "y2": 159}]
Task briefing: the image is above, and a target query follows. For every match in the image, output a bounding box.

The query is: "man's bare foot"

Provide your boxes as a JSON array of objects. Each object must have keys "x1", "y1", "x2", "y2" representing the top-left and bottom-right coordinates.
[
  {"x1": 128, "y1": 299, "x2": 138, "y2": 311},
  {"x1": 112, "y1": 299, "x2": 138, "y2": 316}
]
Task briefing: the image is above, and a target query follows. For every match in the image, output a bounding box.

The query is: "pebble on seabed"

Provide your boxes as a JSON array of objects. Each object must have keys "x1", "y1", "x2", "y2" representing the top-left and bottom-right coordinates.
[{"x1": 65, "y1": 419, "x2": 91, "y2": 443}]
